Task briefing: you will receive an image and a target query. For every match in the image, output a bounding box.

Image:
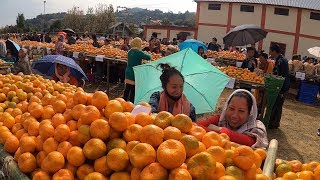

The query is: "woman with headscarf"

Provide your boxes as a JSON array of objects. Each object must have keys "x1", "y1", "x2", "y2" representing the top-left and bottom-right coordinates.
[
  {"x1": 14, "y1": 48, "x2": 32, "y2": 75},
  {"x1": 0, "y1": 41, "x2": 7, "y2": 59},
  {"x1": 53, "y1": 63, "x2": 78, "y2": 86},
  {"x1": 124, "y1": 37, "x2": 151, "y2": 102},
  {"x1": 55, "y1": 35, "x2": 65, "y2": 55},
  {"x1": 149, "y1": 63, "x2": 196, "y2": 121},
  {"x1": 197, "y1": 89, "x2": 268, "y2": 149}
]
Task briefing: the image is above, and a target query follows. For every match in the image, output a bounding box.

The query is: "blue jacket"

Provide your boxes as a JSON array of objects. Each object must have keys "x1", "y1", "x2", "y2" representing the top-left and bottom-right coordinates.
[{"x1": 273, "y1": 54, "x2": 290, "y2": 93}]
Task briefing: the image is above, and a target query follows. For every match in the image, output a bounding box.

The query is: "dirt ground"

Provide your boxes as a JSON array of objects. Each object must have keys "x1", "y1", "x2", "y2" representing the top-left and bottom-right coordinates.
[{"x1": 84, "y1": 82, "x2": 320, "y2": 163}]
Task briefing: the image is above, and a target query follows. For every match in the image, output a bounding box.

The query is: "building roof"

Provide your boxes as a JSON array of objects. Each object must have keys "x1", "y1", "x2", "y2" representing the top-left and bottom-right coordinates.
[{"x1": 195, "y1": 0, "x2": 320, "y2": 11}]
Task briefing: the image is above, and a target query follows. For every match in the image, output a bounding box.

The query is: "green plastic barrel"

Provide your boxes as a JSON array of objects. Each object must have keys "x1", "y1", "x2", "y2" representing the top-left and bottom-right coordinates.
[{"x1": 263, "y1": 74, "x2": 285, "y2": 127}]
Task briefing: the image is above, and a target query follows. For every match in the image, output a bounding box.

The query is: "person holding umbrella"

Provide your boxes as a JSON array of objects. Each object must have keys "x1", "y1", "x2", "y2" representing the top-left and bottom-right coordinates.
[
  {"x1": 53, "y1": 63, "x2": 78, "y2": 86},
  {"x1": 14, "y1": 48, "x2": 32, "y2": 75},
  {"x1": 124, "y1": 37, "x2": 151, "y2": 102},
  {"x1": 149, "y1": 63, "x2": 196, "y2": 121}
]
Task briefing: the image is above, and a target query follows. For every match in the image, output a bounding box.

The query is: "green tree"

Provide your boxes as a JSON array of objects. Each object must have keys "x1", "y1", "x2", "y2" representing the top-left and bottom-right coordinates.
[
  {"x1": 50, "y1": 20, "x2": 62, "y2": 32},
  {"x1": 16, "y1": 13, "x2": 26, "y2": 32}
]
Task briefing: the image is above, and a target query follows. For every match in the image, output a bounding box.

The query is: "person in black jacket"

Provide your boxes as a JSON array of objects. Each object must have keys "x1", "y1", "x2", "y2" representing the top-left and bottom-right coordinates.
[
  {"x1": 268, "y1": 44, "x2": 290, "y2": 129},
  {"x1": 207, "y1": 37, "x2": 221, "y2": 51}
]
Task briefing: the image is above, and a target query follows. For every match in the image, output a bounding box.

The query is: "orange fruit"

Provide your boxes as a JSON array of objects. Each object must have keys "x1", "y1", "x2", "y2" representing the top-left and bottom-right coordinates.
[
  {"x1": 298, "y1": 171, "x2": 314, "y2": 180},
  {"x1": 15, "y1": 129, "x2": 27, "y2": 140},
  {"x1": 83, "y1": 138, "x2": 107, "y2": 160},
  {"x1": 168, "y1": 168, "x2": 192, "y2": 180},
  {"x1": 255, "y1": 148, "x2": 267, "y2": 160},
  {"x1": 54, "y1": 124, "x2": 70, "y2": 142},
  {"x1": 233, "y1": 146, "x2": 256, "y2": 171},
  {"x1": 33, "y1": 170, "x2": 50, "y2": 180},
  {"x1": 43, "y1": 137, "x2": 59, "y2": 154},
  {"x1": 108, "y1": 112, "x2": 128, "y2": 132},
  {"x1": 179, "y1": 135, "x2": 199, "y2": 157},
  {"x1": 154, "y1": 111, "x2": 173, "y2": 129},
  {"x1": 225, "y1": 166, "x2": 244, "y2": 179},
  {"x1": 171, "y1": 114, "x2": 193, "y2": 133},
  {"x1": 53, "y1": 100, "x2": 66, "y2": 113},
  {"x1": 39, "y1": 124, "x2": 55, "y2": 140},
  {"x1": 89, "y1": 119, "x2": 110, "y2": 140},
  {"x1": 3, "y1": 113, "x2": 15, "y2": 129},
  {"x1": 202, "y1": 131, "x2": 223, "y2": 148},
  {"x1": 94, "y1": 156, "x2": 113, "y2": 177},
  {"x1": 12, "y1": 123, "x2": 23, "y2": 134},
  {"x1": 29, "y1": 103, "x2": 44, "y2": 119},
  {"x1": 20, "y1": 136, "x2": 36, "y2": 153},
  {"x1": 187, "y1": 152, "x2": 216, "y2": 179},
  {"x1": 106, "y1": 148, "x2": 129, "y2": 171},
  {"x1": 80, "y1": 105, "x2": 101, "y2": 125},
  {"x1": 68, "y1": 131, "x2": 81, "y2": 146},
  {"x1": 41, "y1": 151, "x2": 65, "y2": 174},
  {"x1": 157, "y1": 139, "x2": 186, "y2": 169},
  {"x1": 212, "y1": 162, "x2": 226, "y2": 179},
  {"x1": 131, "y1": 167, "x2": 141, "y2": 180},
  {"x1": 139, "y1": 124, "x2": 164, "y2": 148},
  {"x1": 42, "y1": 106, "x2": 55, "y2": 119},
  {"x1": 28, "y1": 121, "x2": 40, "y2": 136},
  {"x1": 206, "y1": 146, "x2": 226, "y2": 164},
  {"x1": 197, "y1": 142, "x2": 206, "y2": 153},
  {"x1": 91, "y1": 91, "x2": 109, "y2": 110},
  {"x1": 73, "y1": 91, "x2": 88, "y2": 105},
  {"x1": 276, "y1": 163, "x2": 292, "y2": 177},
  {"x1": 244, "y1": 164, "x2": 257, "y2": 179},
  {"x1": 63, "y1": 109, "x2": 73, "y2": 122},
  {"x1": 164, "y1": 126, "x2": 182, "y2": 140},
  {"x1": 254, "y1": 151, "x2": 263, "y2": 168},
  {"x1": 51, "y1": 113, "x2": 66, "y2": 128},
  {"x1": 255, "y1": 174, "x2": 269, "y2": 180},
  {"x1": 0, "y1": 131, "x2": 13, "y2": 144},
  {"x1": 18, "y1": 152, "x2": 37, "y2": 173},
  {"x1": 110, "y1": 172, "x2": 130, "y2": 180},
  {"x1": 104, "y1": 100, "x2": 123, "y2": 118},
  {"x1": 306, "y1": 161, "x2": 320, "y2": 172},
  {"x1": 124, "y1": 101, "x2": 135, "y2": 112},
  {"x1": 67, "y1": 146, "x2": 86, "y2": 167},
  {"x1": 71, "y1": 104, "x2": 85, "y2": 120},
  {"x1": 126, "y1": 141, "x2": 140, "y2": 154},
  {"x1": 56, "y1": 94, "x2": 68, "y2": 103},
  {"x1": 134, "y1": 112, "x2": 154, "y2": 127},
  {"x1": 287, "y1": 160, "x2": 302, "y2": 173},
  {"x1": 84, "y1": 172, "x2": 106, "y2": 180},
  {"x1": 76, "y1": 164, "x2": 94, "y2": 180},
  {"x1": 67, "y1": 120, "x2": 77, "y2": 131},
  {"x1": 140, "y1": 162, "x2": 168, "y2": 180},
  {"x1": 64, "y1": 162, "x2": 77, "y2": 176},
  {"x1": 314, "y1": 165, "x2": 320, "y2": 180},
  {"x1": 14, "y1": 147, "x2": 22, "y2": 161},
  {"x1": 123, "y1": 124, "x2": 142, "y2": 142},
  {"x1": 52, "y1": 169, "x2": 74, "y2": 180},
  {"x1": 219, "y1": 175, "x2": 237, "y2": 180},
  {"x1": 283, "y1": 171, "x2": 298, "y2": 179},
  {"x1": 189, "y1": 125, "x2": 206, "y2": 141},
  {"x1": 106, "y1": 138, "x2": 127, "y2": 152},
  {"x1": 57, "y1": 141, "x2": 73, "y2": 158},
  {"x1": 129, "y1": 143, "x2": 156, "y2": 169},
  {"x1": 4, "y1": 135, "x2": 19, "y2": 153}
]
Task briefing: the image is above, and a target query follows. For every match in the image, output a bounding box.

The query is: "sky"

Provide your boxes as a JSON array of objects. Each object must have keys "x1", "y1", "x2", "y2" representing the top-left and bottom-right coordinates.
[{"x1": 0, "y1": 0, "x2": 197, "y2": 27}]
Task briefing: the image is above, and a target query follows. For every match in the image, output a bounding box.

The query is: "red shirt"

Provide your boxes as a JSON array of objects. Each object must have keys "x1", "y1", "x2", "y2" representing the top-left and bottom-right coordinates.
[
  {"x1": 196, "y1": 115, "x2": 256, "y2": 146},
  {"x1": 53, "y1": 75, "x2": 79, "y2": 86}
]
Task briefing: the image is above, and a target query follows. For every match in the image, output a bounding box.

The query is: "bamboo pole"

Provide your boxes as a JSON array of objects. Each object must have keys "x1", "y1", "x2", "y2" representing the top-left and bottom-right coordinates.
[{"x1": 263, "y1": 139, "x2": 278, "y2": 178}]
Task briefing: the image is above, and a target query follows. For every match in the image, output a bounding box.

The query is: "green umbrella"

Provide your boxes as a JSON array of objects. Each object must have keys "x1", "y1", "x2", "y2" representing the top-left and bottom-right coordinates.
[{"x1": 133, "y1": 48, "x2": 230, "y2": 114}]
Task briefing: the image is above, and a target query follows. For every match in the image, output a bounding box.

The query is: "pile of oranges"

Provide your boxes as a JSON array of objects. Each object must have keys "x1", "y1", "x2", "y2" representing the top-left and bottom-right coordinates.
[
  {"x1": 206, "y1": 50, "x2": 246, "y2": 61},
  {"x1": 273, "y1": 159, "x2": 320, "y2": 179},
  {"x1": 218, "y1": 66, "x2": 265, "y2": 85},
  {"x1": 18, "y1": 41, "x2": 55, "y2": 49},
  {"x1": 0, "y1": 73, "x2": 273, "y2": 180}
]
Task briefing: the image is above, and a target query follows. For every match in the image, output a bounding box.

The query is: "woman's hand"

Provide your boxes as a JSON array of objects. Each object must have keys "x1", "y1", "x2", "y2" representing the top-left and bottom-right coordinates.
[{"x1": 208, "y1": 124, "x2": 222, "y2": 133}]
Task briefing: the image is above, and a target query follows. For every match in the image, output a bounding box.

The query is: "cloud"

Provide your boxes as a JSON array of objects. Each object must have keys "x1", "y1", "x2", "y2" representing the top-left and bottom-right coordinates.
[{"x1": 0, "y1": 0, "x2": 196, "y2": 27}]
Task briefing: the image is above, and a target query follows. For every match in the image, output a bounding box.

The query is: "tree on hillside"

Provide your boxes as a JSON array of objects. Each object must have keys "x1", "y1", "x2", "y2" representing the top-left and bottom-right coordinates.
[
  {"x1": 161, "y1": 18, "x2": 173, "y2": 26},
  {"x1": 63, "y1": 6, "x2": 85, "y2": 32},
  {"x1": 50, "y1": 20, "x2": 62, "y2": 32},
  {"x1": 94, "y1": 4, "x2": 116, "y2": 33},
  {"x1": 16, "y1": 13, "x2": 26, "y2": 32}
]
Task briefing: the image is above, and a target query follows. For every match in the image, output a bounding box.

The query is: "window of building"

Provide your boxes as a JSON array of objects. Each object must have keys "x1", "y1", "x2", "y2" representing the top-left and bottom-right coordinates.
[
  {"x1": 240, "y1": 5, "x2": 254, "y2": 12},
  {"x1": 208, "y1": 4, "x2": 221, "y2": 10},
  {"x1": 310, "y1": 12, "x2": 320, "y2": 21},
  {"x1": 274, "y1": 8, "x2": 289, "y2": 16}
]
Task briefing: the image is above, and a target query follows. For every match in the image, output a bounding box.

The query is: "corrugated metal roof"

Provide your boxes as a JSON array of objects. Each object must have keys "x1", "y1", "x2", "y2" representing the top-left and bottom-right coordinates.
[{"x1": 195, "y1": 0, "x2": 320, "y2": 11}]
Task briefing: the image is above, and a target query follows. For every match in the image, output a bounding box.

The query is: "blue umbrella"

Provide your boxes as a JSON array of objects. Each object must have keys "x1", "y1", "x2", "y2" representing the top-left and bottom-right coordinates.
[
  {"x1": 134, "y1": 48, "x2": 229, "y2": 114},
  {"x1": 32, "y1": 55, "x2": 88, "y2": 80},
  {"x1": 178, "y1": 39, "x2": 207, "y2": 52},
  {"x1": 6, "y1": 39, "x2": 21, "y2": 60}
]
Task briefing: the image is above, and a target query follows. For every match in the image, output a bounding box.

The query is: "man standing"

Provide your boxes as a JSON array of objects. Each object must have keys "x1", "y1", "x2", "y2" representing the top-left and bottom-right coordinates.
[
  {"x1": 207, "y1": 37, "x2": 221, "y2": 51},
  {"x1": 268, "y1": 44, "x2": 290, "y2": 129}
]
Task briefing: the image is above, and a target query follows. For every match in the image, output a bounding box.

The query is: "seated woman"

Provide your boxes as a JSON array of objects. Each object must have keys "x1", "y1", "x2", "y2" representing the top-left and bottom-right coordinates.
[
  {"x1": 14, "y1": 48, "x2": 32, "y2": 75},
  {"x1": 197, "y1": 89, "x2": 268, "y2": 149},
  {"x1": 53, "y1": 63, "x2": 79, "y2": 86},
  {"x1": 198, "y1": 46, "x2": 207, "y2": 59},
  {"x1": 0, "y1": 42, "x2": 16, "y2": 62},
  {"x1": 149, "y1": 64, "x2": 196, "y2": 121}
]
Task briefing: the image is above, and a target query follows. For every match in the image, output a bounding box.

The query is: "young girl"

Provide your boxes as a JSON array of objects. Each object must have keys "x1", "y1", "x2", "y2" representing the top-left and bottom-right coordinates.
[
  {"x1": 197, "y1": 89, "x2": 268, "y2": 149},
  {"x1": 149, "y1": 64, "x2": 196, "y2": 121}
]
